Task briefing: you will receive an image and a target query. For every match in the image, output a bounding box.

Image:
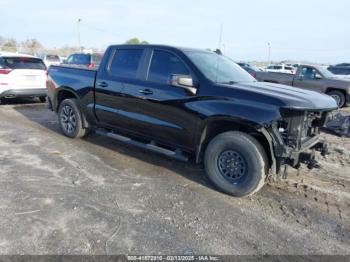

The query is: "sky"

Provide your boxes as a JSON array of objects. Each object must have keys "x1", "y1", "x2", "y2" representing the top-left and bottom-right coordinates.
[{"x1": 0, "y1": 0, "x2": 349, "y2": 63}]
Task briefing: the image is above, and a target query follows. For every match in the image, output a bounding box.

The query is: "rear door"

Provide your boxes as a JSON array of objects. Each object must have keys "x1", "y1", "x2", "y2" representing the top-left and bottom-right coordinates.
[
  {"x1": 94, "y1": 47, "x2": 146, "y2": 127},
  {"x1": 1, "y1": 57, "x2": 47, "y2": 89},
  {"x1": 112, "y1": 48, "x2": 199, "y2": 150}
]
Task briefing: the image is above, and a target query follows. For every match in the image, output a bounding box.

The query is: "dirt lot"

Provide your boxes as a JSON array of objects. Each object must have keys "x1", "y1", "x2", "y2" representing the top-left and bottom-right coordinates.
[{"x1": 0, "y1": 100, "x2": 349, "y2": 255}]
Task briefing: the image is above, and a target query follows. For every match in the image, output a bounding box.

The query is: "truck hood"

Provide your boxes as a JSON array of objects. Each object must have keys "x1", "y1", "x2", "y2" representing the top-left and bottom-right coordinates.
[{"x1": 217, "y1": 81, "x2": 338, "y2": 111}]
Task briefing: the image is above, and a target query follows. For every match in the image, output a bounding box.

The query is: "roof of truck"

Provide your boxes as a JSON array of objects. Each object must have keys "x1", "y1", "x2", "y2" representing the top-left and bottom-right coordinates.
[{"x1": 109, "y1": 44, "x2": 212, "y2": 53}]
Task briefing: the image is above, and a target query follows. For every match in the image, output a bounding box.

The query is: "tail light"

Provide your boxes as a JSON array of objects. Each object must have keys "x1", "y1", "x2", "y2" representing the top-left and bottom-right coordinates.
[
  {"x1": 0, "y1": 68, "x2": 12, "y2": 74},
  {"x1": 87, "y1": 63, "x2": 96, "y2": 68},
  {"x1": 253, "y1": 72, "x2": 257, "y2": 79}
]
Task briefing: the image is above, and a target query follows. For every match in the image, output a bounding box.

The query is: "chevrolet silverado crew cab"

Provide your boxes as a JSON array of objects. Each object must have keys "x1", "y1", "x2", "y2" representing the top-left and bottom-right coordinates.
[
  {"x1": 256, "y1": 64, "x2": 350, "y2": 107},
  {"x1": 46, "y1": 45, "x2": 337, "y2": 197}
]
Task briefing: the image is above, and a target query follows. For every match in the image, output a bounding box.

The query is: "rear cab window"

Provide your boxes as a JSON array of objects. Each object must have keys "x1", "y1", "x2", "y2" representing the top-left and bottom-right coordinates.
[
  {"x1": 1, "y1": 57, "x2": 46, "y2": 70},
  {"x1": 108, "y1": 49, "x2": 143, "y2": 79}
]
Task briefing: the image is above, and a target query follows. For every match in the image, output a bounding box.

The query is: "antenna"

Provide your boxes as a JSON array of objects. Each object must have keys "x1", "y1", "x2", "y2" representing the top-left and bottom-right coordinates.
[
  {"x1": 215, "y1": 23, "x2": 223, "y2": 83},
  {"x1": 77, "y1": 18, "x2": 82, "y2": 52},
  {"x1": 218, "y1": 23, "x2": 223, "y2": 51}
]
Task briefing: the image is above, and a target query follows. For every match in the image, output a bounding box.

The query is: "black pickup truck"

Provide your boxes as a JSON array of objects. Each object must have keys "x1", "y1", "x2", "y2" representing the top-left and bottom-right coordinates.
[{"x1": 46, "y1": 45, "x2": 337, "y2": 197}]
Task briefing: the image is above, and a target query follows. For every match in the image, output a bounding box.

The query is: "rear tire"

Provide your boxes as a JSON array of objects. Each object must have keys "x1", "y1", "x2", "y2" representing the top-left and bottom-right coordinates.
[
  {"x1": 58, "y1": 98, "x2": 87, "y2": 138},
  {"x1": 327, "y1": 90, "x2": 345, "y2": 108},
  {"x1": 204, "y1": 131, "x2": 268, "y2": 197}
]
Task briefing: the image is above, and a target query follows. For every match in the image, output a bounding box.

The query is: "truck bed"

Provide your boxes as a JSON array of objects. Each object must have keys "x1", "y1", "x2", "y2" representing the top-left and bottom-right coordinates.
[
  {"x1": 256, "y1": 71, "x2": 295, "y2": 85},
  {"x1": 48, "y1": 65, "x2": 97, "y2": 91}
]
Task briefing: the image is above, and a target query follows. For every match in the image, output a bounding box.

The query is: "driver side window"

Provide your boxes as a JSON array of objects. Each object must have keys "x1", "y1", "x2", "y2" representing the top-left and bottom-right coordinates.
[
  {"x1": 299, "y1": 67, "x2": 318, "y2": 80},
  {"x1": 147, "y1": 50, "x2": 190, "y2": 84}
]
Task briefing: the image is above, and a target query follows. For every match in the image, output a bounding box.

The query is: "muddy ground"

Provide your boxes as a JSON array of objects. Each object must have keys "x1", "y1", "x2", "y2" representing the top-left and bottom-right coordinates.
[{"x1": 0, "y1": 99, "x2": 349, "y2": 255}]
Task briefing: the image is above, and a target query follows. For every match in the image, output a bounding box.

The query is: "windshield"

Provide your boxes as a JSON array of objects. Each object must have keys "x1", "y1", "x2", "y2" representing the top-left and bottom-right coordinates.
[
  {"x1": 185, "y1": 51, "x2": 255, "y2": 84},
  {"x1": 317, "y1": 66, "x2": 335, "y2": 78}
]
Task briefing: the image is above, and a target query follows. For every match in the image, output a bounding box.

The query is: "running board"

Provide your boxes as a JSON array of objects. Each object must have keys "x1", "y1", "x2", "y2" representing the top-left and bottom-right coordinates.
[{"x1": 96, "y1": 129, "x2": 188, "y2": 162}]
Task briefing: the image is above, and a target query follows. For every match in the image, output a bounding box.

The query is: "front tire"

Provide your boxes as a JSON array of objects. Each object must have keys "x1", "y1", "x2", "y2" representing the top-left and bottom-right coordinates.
[
  {"x1": 327, "y1": 90, "x2": 345, "y2": 108},
  {"x1": 204, "y1": 131, "x2": 268, "y2": 197},
  {"x1": 58, "y1": 98, "x2": 87, "y2": 138}
]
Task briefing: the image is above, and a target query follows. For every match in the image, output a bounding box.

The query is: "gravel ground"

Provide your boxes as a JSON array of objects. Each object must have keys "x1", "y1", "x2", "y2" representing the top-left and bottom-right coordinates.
[{"x1": 0, "y1": 99, "x2": 349, "y2": 255}]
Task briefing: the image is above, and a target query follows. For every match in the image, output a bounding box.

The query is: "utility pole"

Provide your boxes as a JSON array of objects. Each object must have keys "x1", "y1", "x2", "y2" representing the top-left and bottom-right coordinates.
[
  {"x1": 267, "y1": 42, "x2": 271, "y2": 64},
  {"x1": 77, "y1": 18, "x2": 82, "y2": 52}
]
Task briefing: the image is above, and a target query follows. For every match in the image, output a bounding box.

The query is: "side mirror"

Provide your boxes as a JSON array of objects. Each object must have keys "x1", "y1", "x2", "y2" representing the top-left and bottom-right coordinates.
[
  {"x1": 170, "y1": 75, "x2": 197, "y2": 95},
  {"x1": 315, "y1": 74, "x2": 323, "y2": 80}
]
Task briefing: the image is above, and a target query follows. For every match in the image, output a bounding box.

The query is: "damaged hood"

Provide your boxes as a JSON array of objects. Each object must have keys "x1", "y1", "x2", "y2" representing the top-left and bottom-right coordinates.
[{"x1": 218, "y1": 81, "x2": 338, "y2": 111}]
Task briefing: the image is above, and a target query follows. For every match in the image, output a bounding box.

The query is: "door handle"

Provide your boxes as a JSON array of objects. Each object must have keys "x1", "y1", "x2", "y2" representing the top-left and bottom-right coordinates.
[
  {"x1": 139, "y1": 89, "x2": 153, "y2": 95},
  {"x1": 97, "y1": 81, "x2": 108, "y2": 88}
]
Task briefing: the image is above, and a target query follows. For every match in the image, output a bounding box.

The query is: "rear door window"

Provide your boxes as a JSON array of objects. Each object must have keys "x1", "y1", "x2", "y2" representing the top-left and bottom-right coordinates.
[
  {"x1": 109, "y1": 49, "x2": 143, "y2": 79},
  {"x1": 147, "y1": 50, "x2": 190, "y2": 84},
  {"x1": 2, "y1": 57, "x2": 46, "y2": 70}
]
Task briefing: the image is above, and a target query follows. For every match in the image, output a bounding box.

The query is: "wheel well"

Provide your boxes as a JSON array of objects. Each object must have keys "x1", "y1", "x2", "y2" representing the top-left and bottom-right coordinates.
[
  {"x1": 56, "y1": 90, "x2": 78, "y2": 111},
  {"x1": 198, "y1": 120, "x2": 272, "y2": 167},
  {"x1": 326, "y1": 88, "x2": 345, "y2": 97}
]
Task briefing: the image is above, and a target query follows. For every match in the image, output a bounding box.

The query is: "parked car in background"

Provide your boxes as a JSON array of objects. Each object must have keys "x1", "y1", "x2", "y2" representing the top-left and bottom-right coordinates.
[
  {"x1": 46, "y1": 44, "x2": 336, "y2": 197},
  {"x1": 42, "y1": 54, "x2": 61, "y2": 68},
  {"x1": 59, "y1": 56, "x2": 67, "y2": 63},
  {"x1": 63, "y1": 53, "x2": 103, "y2": 68},
  {"x1": 328, "y1": 65, "x2": 350, "y2": 76},
  {"x1": 335, "y1": 63, "x2": 350, "y2": 67},
  {"x1": 237, "y1": 62, "x2": 262, "y2": 78},
  {"x1": 0, "y1": 52, "x2": 47, "y2": 103},
  {"x1": 266, "y1": 64, "x2": 295, "y2": 74},
  {"x1": 256, "y1": 64, "x2": 350, "y2": 107}
]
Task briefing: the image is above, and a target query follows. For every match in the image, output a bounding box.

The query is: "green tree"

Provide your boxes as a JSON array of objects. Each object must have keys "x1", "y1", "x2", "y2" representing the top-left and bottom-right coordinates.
[
  {"x1": 2, "y1": 38, "x2": 17, "y2": 52},
  {"x1": 125, "y1": 38, "x2": 149, "y2": 45}
]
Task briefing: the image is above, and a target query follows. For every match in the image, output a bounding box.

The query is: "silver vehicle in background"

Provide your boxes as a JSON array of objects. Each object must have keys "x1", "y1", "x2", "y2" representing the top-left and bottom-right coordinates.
[{"x1": 42, "y1": 54, "x2": 61, "y2": 68}]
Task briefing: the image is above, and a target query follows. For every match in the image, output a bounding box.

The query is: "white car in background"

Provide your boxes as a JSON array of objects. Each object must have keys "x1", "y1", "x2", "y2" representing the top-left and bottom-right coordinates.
[
  {"x1": 0, "y1": 52, "x2": 47, "y2": 104},
  {"x1": 265, "y1": 64, "x2": 295, "y2": 74},
  {"x1": 42, "y1": 54, "x2": 61, "y2": 67}
]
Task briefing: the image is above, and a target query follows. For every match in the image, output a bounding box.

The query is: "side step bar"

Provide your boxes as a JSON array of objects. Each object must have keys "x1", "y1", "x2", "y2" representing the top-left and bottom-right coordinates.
[{"x1": 96, "y1": 129, "x2": 188, "y2": 162}]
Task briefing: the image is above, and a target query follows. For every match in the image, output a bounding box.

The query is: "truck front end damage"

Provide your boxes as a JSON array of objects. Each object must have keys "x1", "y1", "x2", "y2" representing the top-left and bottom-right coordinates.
[{"x1": 262, "y1": 108, "x2": 331, "y2": 177}]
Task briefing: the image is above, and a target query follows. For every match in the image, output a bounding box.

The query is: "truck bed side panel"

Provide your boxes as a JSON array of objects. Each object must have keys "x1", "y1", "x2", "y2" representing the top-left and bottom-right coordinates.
[
  {"x1": 47, "y1": 66, "x2": 97, "y2": 124},
  {"x1": 256, "y1": 71, "x2": 295, "y2": 86}
]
